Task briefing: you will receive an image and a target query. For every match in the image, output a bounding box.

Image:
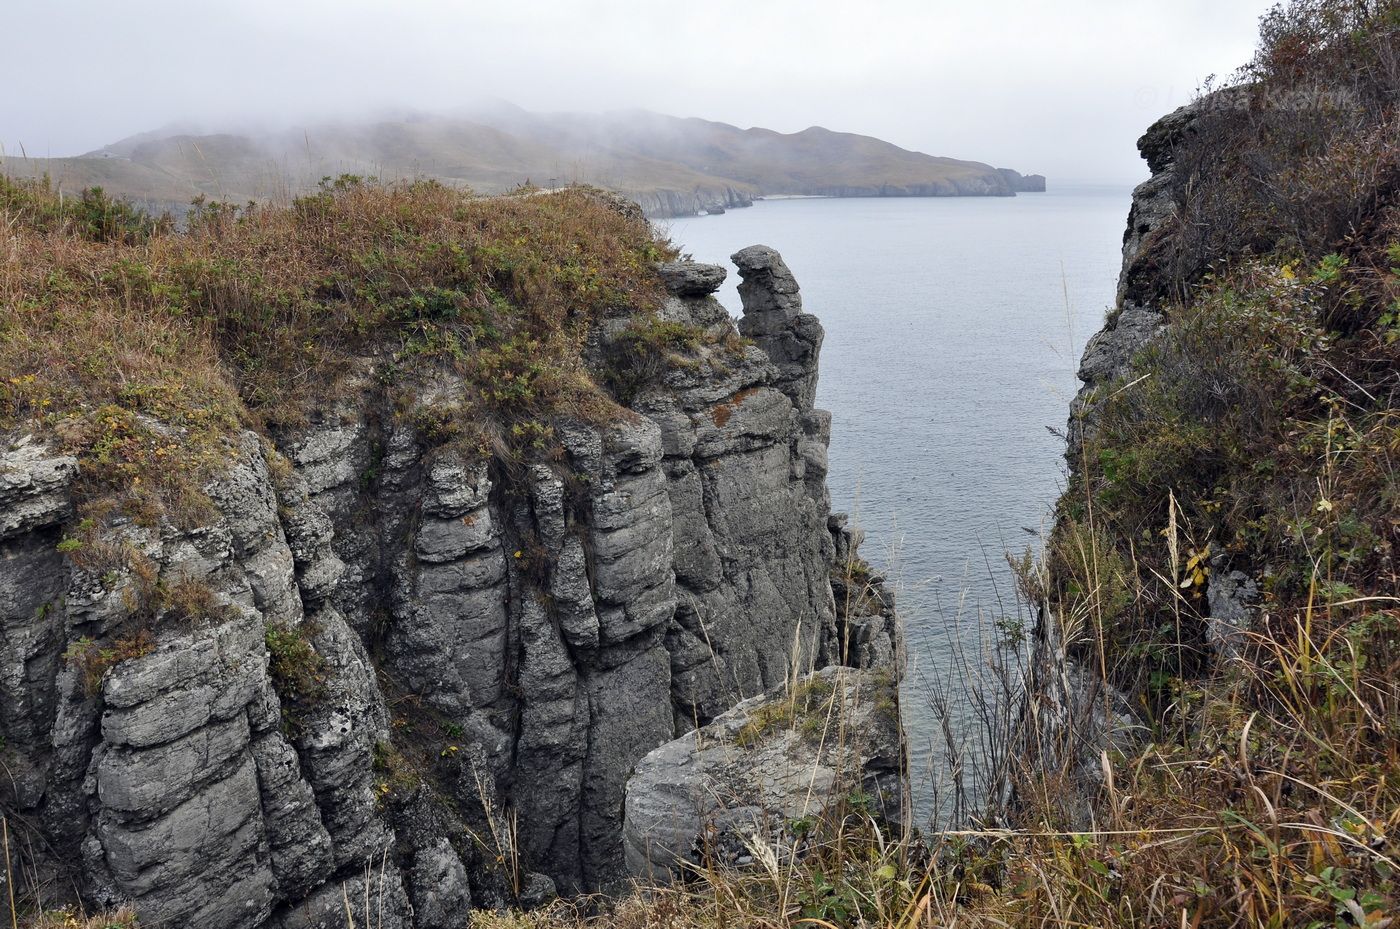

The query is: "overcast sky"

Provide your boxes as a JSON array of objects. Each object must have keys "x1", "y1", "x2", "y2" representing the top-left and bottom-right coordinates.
[{"x1": 5, "y1": 0, "x2": 1274, "y2": 184}]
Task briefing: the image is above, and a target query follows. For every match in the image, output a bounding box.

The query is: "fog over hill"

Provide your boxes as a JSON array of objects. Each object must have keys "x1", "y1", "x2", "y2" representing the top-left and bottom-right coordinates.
[{"x1": 0, "y1": 104, "x2": 1045, "y2": 218}]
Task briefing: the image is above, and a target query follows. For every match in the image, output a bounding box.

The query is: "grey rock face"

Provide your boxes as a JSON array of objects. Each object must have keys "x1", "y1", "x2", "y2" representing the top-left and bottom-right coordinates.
[
  {"x1": 1068, "y1": 89, "x2": 1260, "y2": 457},
  {"x1": 1076, "y1": 299, "x2": 1164, "y2": 389},
  {"x1": 732, "y1": 245, "x2": 824, "y2": 411},
  {"x1": 657, "y1": 261, "x2": 727, "y2": 297},
  {"x1": 1206, "y1": 562, "x2": 1259, "y2": 662},
  {"x1": 622, "y1": 666, "x2": 903, "y2": 880},
  {"x1": 0, "y1": 431, "x2": 408, "y2": 929},
  {"x1": 517, "y1": 871, "x2": 557, "y2": 910},
  {"x1": 271, "y1": 870, "x2": 413, "y2": 929},
  {"x1": 2, "y1": 246, "x2": 898, "y2": 925},
  {"x1": 0, "y1": 438, "x2": 77, "y2": 539},
  {"x1": 251, "y1": 732, "x2": 335, "y2": 899},
  {"x1": 1066, "y1": 97, "x2": 1225, "y2": 457},
  {"x1": 406, "y1": 839, "x2": 473, "y2": 929},
  {"x1": 829, "y1": 515, "x2": 898, "y2": 669},
  {"x1": 627, "y1": 184, "x2": 755, "y2": 219}
]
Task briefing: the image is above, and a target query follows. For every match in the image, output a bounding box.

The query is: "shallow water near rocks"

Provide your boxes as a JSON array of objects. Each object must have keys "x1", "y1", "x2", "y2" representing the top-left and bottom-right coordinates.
[{"x1": 667, "y1": 187, "x2": 1131, "y2": 824}]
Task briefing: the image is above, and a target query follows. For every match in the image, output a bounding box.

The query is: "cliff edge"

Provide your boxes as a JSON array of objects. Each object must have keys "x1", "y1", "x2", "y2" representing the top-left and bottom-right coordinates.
[{"x1": 0, "y1": 181, "x2": 898, "y2": 927}]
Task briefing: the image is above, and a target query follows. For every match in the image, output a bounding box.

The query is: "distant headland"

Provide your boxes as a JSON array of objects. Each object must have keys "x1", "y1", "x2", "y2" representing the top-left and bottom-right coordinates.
[{"x1": 0, "y1": 103, "x2": 1044, "y2": 218}]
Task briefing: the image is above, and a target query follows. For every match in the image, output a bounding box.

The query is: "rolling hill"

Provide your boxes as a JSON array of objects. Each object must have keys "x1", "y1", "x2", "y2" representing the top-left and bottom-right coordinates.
[{"x1": 1, "y1": 105, "x2": 1044, "y2": 217}]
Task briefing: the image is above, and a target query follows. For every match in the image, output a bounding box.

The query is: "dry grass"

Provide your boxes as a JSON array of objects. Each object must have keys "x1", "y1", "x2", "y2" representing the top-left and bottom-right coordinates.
[
  {"x1": 453, "y1": 563, "x2": 1398, "y2": 929},
  {"x1": 2, "y1": 816, "x2": 135, "y2": 929},
  {"x1": 60, "y1": 632, "x2": 156, "y2": 697},
  {"x1": 967, "y1": 607, "x2": 1400, "y2": 928},
  {"x1": 13, "y1": 909, "x2": 138, "y2": 929},
  {"x1": 0, "y1": 175, "x2": 678, "y2": 530}
]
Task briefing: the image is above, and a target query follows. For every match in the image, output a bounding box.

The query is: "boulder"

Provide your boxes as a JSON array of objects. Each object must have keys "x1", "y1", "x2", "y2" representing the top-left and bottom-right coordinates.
[
  {"x1": 1206, "y1": 561, "x2": 1259, "y2": 661},
  {"x1": 657, "y1": 261, "x2": 727, "y2": 296},
  {"x1": 623, "y1": 666, "x2": 903, "y2": 880}
]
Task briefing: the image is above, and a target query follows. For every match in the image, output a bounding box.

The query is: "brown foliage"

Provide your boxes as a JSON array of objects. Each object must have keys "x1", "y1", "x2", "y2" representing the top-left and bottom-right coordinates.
[{"x1": 0, "y1": 177, "x2": 676, "y2": 527}]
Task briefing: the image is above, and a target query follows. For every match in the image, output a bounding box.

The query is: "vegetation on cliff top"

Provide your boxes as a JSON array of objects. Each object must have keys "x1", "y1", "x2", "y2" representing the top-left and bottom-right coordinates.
[
  {"x1": 0, "y1": 177, "x2": 678, "y2": 527},
  {"x1": 468, "y1": 2, "x2": 1400, "y2": 927}
]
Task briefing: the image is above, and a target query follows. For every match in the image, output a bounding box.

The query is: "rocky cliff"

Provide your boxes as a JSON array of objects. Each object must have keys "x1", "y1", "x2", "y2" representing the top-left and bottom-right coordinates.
[
  {"x1": 1036, "y1": 7, "x2": 1399, "y2": 836},
  {"x1": 1065, "y1": 102, "x2": 1197, "y2": 459},
  {"x1": 990, "y1": 9, "x2": 1400, "y2": 919},
  {"x1": 0, "y1": 192, "x2": 897, "y2": 927},
  {"x1": 621, "y1": 184, "x2": 756, "y2": 220},
  {"x1": 794, "y1": 167, "x2": 1046, "y2": 201},
  {"x1": 997, "y1": 168, "x2": 1047, "y2": 193}
]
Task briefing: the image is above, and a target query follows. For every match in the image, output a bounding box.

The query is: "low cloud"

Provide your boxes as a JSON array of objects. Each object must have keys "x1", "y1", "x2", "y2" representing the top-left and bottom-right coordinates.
[{"x1": 5, "y1": 0, "x2": 1270, "y2": 184}]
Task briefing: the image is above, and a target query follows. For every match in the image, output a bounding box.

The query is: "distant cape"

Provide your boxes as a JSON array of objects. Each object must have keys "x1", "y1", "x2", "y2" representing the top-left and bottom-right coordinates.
[{"x1": 2, "y1": 105, "x2": 1045, "y2": 218}]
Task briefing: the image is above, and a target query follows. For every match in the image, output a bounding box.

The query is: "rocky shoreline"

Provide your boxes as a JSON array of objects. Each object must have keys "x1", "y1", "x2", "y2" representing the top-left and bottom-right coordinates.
[{"x1": 632, "y1": 168, "x2": 1047, "y2": 219}]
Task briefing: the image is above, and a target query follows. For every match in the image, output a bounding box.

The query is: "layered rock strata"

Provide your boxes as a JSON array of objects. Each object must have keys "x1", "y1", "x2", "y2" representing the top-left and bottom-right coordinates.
[{"x1": 0, "y1": 246, "x2": 896, "y2": 927}]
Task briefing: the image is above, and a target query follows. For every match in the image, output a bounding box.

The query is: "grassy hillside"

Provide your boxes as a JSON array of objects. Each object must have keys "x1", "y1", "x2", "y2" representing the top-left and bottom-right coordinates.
[
  {"x1": 469, "y1": 2, "x2": 1398, "y2": 926},
  {"x1": 0, "y1": 176, "x2": 685, "y2": 534},
  {"x1": 0, "y1": 107, "x2": 1039, "y2": 218},
  {"x1": 476, "y1": 108, "x2": 1023, "y2": 190},
  {"x1": 0, "y1": 156, "x2": 209, "y2": 213}
]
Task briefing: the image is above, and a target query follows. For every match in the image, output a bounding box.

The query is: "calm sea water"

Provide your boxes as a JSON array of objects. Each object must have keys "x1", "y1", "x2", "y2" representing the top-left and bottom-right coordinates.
[{"x1": 666, "y1": 187, "x2": 1132, "y2": 824}]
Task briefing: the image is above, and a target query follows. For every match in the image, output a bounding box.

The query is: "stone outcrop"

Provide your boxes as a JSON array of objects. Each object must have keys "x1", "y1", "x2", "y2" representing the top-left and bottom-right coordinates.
[
  {"x1": 1205, "y1": 559, "x2": 1260, "y2": 663},
  {"x1": 656, "y1": 261, "x2": 728, "y2": 297},
  {"x1": 627, "y1": 184, "x2": 756, "y2": 219},
  {"x1": 623, "y1": 665, "x2": 904, "y2": 880},
  {"x1": 1067, "y1": 94, "x2": 1223, "y2": 457},
  {"x1": 732, "y1": 246, "x2": 825, "y2": 411},
  {"x1": 998, "y1": 168, "x2": 1047, "y2": 193},
  {"x1": 0, "y1": 247, "x2": 896, "y2": 927}
]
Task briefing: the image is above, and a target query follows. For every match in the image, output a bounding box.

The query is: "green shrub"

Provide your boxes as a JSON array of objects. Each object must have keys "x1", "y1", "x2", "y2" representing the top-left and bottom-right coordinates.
[
  {"x1": 1055, "y1": 249, "x2": 1400, "y2": 692},
  {"x1": 265, "y1": 623, "x2": 328, "y2": 709},
  {"x1": 599, "y1": 316, "x2": 704, "y2": 404}
]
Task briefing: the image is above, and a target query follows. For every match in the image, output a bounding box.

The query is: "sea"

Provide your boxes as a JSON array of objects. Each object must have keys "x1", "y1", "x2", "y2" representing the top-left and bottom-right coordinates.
[{"x1": 665, "y1": 186, "x2": 1134, "y2": 825}]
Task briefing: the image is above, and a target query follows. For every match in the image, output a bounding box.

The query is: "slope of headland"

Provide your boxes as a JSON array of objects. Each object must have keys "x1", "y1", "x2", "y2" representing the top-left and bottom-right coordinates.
[{"x1": 1, "y1": 105, "x2": 1044, "y2": 218}]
